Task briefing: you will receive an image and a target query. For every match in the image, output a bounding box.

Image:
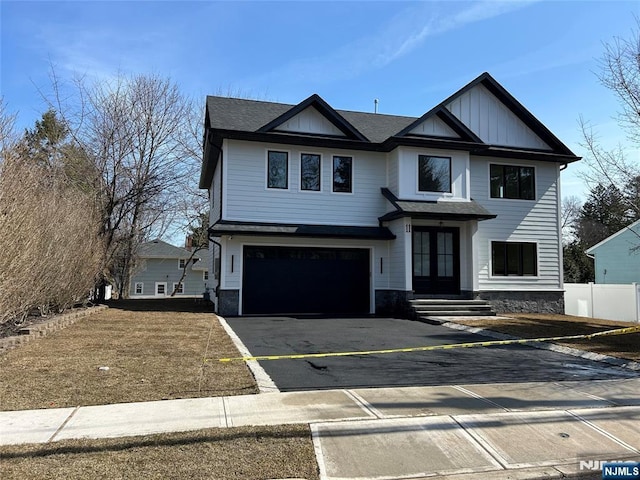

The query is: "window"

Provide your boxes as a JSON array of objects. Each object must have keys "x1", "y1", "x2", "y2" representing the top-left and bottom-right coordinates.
[
  {"x1": 491, "y1": 242, "x2": 537, "y2": 276},
  {"x1": 267, "y1": 150, "x2": 288, "y2": 189},
  {"x1": 203, "y1": 270, "x2": 209, "y2": 281},
  {"x1": 418, "y1": 155, "x2": 451, "y2": 193},
  {"x1": 135, "y1": 282, "x2": 143, "y2": 295},
  {"x1": 179, "y1": 258, "x2": 186, "y2": 269},
  {"x1": 333, "y1": 156, "x2": 352, "y2": 193},
  {"x1": 301, "y1": 153, "x2": 321, "y2": 191},
  {"x1": 173, "y1": 282, "x2": 184, "y2": 294},
  {"x1": 490, "y1": 164, "x2": 535, "y2": 200},
  {"x1": 156, "y1": 283, "x2": 166, "y2": 295}
]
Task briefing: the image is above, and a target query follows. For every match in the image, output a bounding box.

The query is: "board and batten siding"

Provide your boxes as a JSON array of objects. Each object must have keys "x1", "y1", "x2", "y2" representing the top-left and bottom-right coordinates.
[
  {"x1": 274, "y1": 106, "x2": 345, "y2": 136},
  {"x1": 223, "y1": 140, "x2": 388, "y2": 226},
  {"x1": 470, "y1": 156, "x2": 562, "y2": 291},
  {"x1": 446, "y1": 84, "x2": 551, "y2": 151},
  {"x1": 130, "y1": 258, "x2": 208, "y2": 297}
]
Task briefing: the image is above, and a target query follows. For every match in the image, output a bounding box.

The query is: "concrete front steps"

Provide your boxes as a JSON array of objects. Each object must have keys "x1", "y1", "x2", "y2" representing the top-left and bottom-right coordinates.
[{"x1": 410, "y1": 298, "x2": 495, "y2": 321}]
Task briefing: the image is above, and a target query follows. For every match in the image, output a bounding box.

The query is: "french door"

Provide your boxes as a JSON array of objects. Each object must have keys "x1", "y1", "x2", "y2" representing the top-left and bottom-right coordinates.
[{"x1": 412, "y1": 227, "x2": 460, "y2": 295}]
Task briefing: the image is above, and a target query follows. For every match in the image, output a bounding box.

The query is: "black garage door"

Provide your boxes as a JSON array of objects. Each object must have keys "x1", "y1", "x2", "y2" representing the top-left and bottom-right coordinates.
[{"x1": 242, "y1": 246, "x2": 370, "y2": 315}]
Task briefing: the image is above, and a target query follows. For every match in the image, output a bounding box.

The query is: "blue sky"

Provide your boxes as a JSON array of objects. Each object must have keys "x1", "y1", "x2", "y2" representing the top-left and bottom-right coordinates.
[{"x1": 1, "y1": 0, "x2": 638, "y2": 201}]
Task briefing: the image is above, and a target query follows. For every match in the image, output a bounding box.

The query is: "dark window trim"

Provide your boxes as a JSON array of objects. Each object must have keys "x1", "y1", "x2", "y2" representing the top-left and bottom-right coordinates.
[
  {"x1": 332, "y1": 155, "x2": 353, "y2": 193},
  {"x1": 490, "y1": 163, "x2": 535, "y2": 200},
  {"x1": 491, "y1": 241, "x2": 538, "y2": 276},
  {"x1": 417, "y1": 155, "x2": 452, "y2": 193},
  {"x1": 267, "y1": 150, "x2": 289, "y2": 189},
  {"x1": 300, "y1": 152, "x2": 322, "y2": 192}
]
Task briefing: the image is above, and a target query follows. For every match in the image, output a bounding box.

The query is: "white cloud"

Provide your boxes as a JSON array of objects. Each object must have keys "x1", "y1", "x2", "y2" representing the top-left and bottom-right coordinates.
[{"x1": 246, "y1": 0, "x2": 538, "y2": 90}]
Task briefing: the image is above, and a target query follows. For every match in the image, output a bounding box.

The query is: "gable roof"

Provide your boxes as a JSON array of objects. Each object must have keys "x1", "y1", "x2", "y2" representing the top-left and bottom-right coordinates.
[
  {"x1": 441, "y1": 72, "x2": 574, "y2": 155},
  {"x1": 257, "y1": 94, "x2": 368, "y2": 141},
  {"x1": 585, "y1": 220, "x2": 640, "y2": 255},
  {"x1": 395, "y1": 106, "x2": 484, "y2": 143},
  {"x1": 201, "y1": 73, "x2": 580, "y2": 188},
  {"x1": 137, "y1": 239, "x2": 200, "y2": 260}
]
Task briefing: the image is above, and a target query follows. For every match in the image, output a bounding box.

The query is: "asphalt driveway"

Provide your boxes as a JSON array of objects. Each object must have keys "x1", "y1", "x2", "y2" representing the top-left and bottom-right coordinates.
[{"x1": 226, "y1": 317, "x2": 638, "y2": 391}]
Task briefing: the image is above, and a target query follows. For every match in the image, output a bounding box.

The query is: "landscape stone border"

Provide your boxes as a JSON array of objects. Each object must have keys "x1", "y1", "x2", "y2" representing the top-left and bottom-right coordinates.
[{"x1": 0, "y1": 305, "x2": 108, "y2": 355}]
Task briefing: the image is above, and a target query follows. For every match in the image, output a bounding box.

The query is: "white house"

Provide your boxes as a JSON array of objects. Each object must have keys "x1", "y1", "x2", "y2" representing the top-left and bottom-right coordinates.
[{"x1": 199, "y1": 73, "x2": 580, "y2": 316}]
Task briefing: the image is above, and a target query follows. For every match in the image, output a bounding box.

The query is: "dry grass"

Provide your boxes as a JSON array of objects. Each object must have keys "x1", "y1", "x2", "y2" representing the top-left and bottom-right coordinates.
[
  {"x1": 456, "y1": 313, "x2": 640, "y2": 361},
  {"x1": 0, "y1": 424, "x2": 319, "y2": 480},
  {"x1": 0, "y1": 299, "x2": 258, "y2": 411}
]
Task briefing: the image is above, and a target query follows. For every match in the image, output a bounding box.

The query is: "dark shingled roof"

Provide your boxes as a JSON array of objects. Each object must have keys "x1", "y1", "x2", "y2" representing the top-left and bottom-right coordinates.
[
  {"x1": 209, "y1": 221, "x2": 396, "y2": 240},
  {"x1": 206, "y1": 96, "x2": 417, "y2": 144},
  {"x1": 380, "y1": 188, "x2": 496, "y2": 222}
]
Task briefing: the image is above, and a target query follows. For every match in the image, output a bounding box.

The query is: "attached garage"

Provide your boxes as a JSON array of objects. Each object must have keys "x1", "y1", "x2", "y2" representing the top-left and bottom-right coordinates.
[{"x1": 242, "y1": 246, "x2": 370, "y2": 315}]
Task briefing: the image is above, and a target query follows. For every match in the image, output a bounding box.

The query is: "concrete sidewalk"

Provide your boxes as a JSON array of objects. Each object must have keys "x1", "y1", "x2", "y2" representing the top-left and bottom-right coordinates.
[{"x1": 2, "y1": 378, "x2": 639, "y2": 479}]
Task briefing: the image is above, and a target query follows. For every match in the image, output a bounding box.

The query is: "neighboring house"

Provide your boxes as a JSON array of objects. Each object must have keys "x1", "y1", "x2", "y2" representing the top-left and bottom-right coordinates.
[
  {"x1": 585, "y1": 220, "x2": 640, "y2": 284},
  {"x1": 199, "y1": 72, "x2": 580, "y2": 316},
  {"x1": 130, "y1": 239, "x2": 211, "y2": 298}
]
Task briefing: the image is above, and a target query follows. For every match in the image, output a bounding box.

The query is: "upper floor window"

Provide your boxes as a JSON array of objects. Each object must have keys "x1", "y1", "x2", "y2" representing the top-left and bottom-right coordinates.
[
  {"x1": 491, "y1": 241, "x2": 537, "y2": 276},
  {"x1": 418, "y1": 155, "x2": 451, "y2": 193},
  {"x1": 333, "y1": 156, "x2": 352, "y2": 193},
  {"x1": 301, "y1": 153, "x2": 321, "y2": 191},
  {"x1": 178, "y1": 259, "x2": 186, "y2": 269},
  {"x1": 267, "y1": 150, "x2": 288, "y2": 189},
  {"x1": 203, "y1": 270, "x2": 209, "y2": 281},
  {"x1": 490, "y1": 164, "x2": 535, "y2": 200}
]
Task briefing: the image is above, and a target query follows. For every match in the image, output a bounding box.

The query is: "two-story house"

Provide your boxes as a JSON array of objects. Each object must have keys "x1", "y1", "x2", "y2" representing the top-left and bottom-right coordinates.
[{"x1": 199, "y1": 73, "x2": 580, "y2": 317}]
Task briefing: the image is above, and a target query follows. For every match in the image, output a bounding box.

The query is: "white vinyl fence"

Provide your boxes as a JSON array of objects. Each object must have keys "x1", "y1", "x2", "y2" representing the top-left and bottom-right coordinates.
[{"x1": 564, "y1": 283, "x2": 640, "y2": 323}]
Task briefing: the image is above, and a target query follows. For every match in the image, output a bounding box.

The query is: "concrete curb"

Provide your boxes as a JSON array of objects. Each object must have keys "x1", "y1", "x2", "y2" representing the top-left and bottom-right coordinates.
[
  {"x1": 0, "y1": 305, "x2": 109, "y2": 355},
  {"x1": 434, "y1": 317, "x2": 640, "y2": 372},
  {"x1": 216, "y1": 314, "x2": 280, "y2": 393}
]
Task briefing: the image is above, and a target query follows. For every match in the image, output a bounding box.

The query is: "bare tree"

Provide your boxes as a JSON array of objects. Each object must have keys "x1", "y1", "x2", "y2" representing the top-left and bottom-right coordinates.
[
  {"x1": 561, "y1": 195, "x2": 582, "y2": 245},
  {"x1": 45, "y1": 72, "x2": 202, "y2": 298},
  {"x1": 579, "y1": 20, "x2": 640, "y2": 220}
]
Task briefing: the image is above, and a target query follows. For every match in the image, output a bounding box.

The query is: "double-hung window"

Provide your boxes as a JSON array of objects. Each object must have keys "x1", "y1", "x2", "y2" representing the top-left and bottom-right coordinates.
[
  {"x1": 490, "y1": 164, "x2": 535, "y2": 200},
  {"x1": 178, "y1": 259, "x2": 186, "y2": 269},
  {"x1": 418, "y1": 155, "x2": 451, "y2": 193},
  {"x1": 491, "y1": 241, "x2": 537, "y2": 276},
  {"x1": 173, "y1": 282, "x2": 184, "y2": 294},
  {"x1": 135, "y1": 282, "x2": 143, "y2": 295},
  {"x1": 333, "y1": 156, "x2": 352, "y2": 193},
  {"x1": 267, "y1": 150, "x2": 288, "y2": 189}
]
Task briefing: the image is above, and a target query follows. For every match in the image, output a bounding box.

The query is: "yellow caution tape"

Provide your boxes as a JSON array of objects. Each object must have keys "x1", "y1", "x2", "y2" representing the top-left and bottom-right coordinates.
[{"x1": 213, "y1": 325, "x2": 640, "y2": 363}]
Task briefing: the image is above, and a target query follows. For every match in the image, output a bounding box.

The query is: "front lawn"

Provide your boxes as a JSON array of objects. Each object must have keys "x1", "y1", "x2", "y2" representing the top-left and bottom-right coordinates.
[
  {"x1": 0, "y1": 425, "x2": 318, "y2": 480},
  {"x1": 455, "y1": 314, "x2": 640, "y2": 362},
  {"x1": 0, "y1": 299, "x2": 258, "y2": 411}
]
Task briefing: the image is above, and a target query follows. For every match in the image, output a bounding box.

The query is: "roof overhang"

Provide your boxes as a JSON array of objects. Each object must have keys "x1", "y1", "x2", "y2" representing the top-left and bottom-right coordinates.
[
  {"x1": 379, "y1": 188, "x2": 497, "y2": 222},
  {"x1": 209, "y1": 220, "x2": 396, "y2": 240}
]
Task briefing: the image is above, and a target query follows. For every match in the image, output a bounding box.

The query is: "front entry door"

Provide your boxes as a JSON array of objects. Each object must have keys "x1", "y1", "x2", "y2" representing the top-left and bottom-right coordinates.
[{"x1": 412, "y1": 227, "x2": 460, "y2": 295}]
